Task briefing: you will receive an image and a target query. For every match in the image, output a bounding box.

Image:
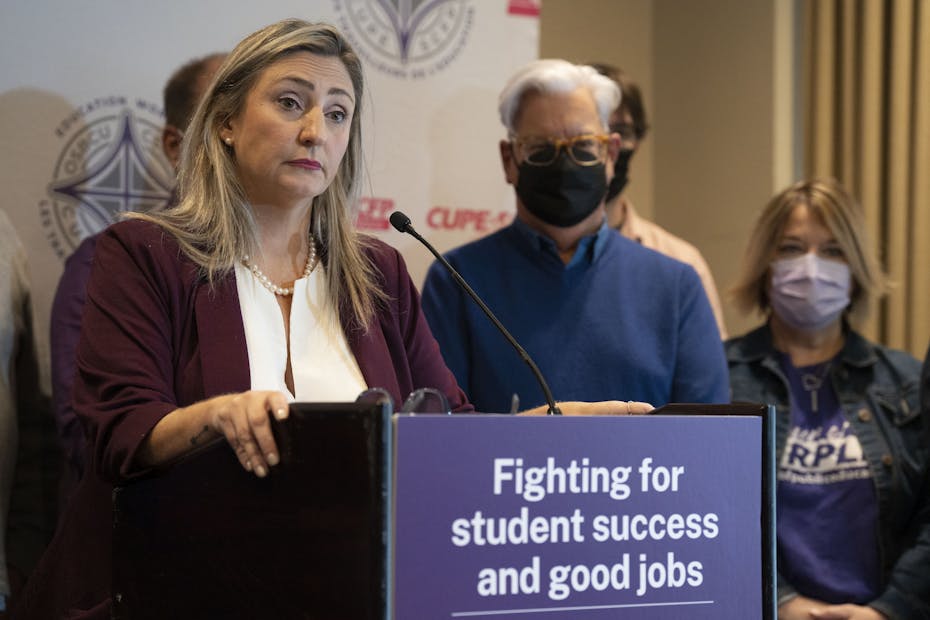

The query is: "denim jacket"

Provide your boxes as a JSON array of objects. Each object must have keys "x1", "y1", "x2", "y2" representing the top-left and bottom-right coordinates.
[{"x1": 726, "y1": 325, "x2": 930, "y2": 620}]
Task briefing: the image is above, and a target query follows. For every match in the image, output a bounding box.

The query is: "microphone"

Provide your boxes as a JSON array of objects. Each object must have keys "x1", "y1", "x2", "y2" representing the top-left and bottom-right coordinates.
[{"x1": 390, "y1": 211, "x2": 562, "y2": 415}]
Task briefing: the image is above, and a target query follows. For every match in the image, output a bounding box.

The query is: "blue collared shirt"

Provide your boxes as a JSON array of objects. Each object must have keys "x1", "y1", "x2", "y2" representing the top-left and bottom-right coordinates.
[
  {"x1": 507, "y1": 216, "x2": 612, "y2": 269},
  {"x1": 421, "y1": 217, "x2": 728, "y2": 412}
]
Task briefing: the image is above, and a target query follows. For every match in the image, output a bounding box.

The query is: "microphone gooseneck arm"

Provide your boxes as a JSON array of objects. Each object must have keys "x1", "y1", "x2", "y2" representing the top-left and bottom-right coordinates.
[{"x1": 390, "y1": 211, "x2": 561, "y2": 415}]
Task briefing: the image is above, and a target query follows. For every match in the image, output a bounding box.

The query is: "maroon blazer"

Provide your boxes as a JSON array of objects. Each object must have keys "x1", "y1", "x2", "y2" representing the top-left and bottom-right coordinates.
[{"x1": 14, "y1": 220, "x2": 470, "y2": 619}]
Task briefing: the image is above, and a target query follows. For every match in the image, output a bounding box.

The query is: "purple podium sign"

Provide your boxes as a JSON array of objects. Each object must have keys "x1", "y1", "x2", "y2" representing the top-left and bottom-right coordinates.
[{"x1": 393, "y1": 414, "x2": 765, "y2": 619}]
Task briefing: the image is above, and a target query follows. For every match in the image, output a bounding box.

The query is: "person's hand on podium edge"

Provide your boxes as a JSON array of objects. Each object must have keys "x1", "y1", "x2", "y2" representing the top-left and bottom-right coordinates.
[
  {"x1": 808, "y1": 605, "x2": 889, "y2": 620},
  {"x1": 135, "y1": 390, "x2": 291, "y2": 479},
  {"x1": 518, "y1": 400, "x2": 654, "y2": 416},
  {"x1": 778, "y1": 595, "x2": 889, "y2": 620},
  {"x1": 778, "y1": 595, "x2": 829, "y2": 620}
]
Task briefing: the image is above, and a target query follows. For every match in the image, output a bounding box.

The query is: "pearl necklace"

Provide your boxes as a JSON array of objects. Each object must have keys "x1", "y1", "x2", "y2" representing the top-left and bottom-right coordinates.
[{"x1": 242, "y1": 239, "x2": 318, "y2": 296}]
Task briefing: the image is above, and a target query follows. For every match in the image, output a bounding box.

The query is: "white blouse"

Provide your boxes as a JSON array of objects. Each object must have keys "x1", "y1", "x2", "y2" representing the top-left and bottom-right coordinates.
[{"x1": 234, "y1": 262, "x2": 367, "y2": 402}]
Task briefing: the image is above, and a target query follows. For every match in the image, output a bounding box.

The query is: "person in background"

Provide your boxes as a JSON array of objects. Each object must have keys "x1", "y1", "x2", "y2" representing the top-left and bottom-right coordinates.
[
  {"x1": 161, "y1": 52, "x2": 228, "y2": 169},
  {"x1": 0, "y1": 211, "x2": 52, "y2": 616},
  {"x1": 921, "y1": 350, "x2": 930, "y2": 410},
  {"x1": 421, "y1": 59, "x2": 728, "y2": 413},
  {"x1": 49, "y1": 52, "x2": 225, "y2": 506},
  {"x1": 727, "y1": 178, "x2": 929, "y2": 620},
  {"x1": 15, "y1": 21, "x2": 640, "y2": 620},
  {"x1": 589, "y1": 62, "x2": 726, "y2": 338}
]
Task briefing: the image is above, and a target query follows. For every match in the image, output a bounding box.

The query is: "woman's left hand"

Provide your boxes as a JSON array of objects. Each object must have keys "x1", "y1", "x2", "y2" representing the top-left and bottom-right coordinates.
[{"x1": 808, "y1": 604, "x2": 888, "y2": 620}]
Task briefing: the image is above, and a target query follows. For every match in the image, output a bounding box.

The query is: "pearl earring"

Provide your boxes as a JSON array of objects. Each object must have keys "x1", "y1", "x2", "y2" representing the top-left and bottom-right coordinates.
[{"x1": 224, "y1": 137, "x2": 233, "y2": 145}]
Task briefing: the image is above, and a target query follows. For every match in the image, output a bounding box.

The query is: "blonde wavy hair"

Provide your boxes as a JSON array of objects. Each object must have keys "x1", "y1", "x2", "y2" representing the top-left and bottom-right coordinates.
[
  {"x1": 730, "y1": 177, "x2": 888, "y2": 326},
  {"x1": 131, "y1": 19, "x2": 382, "y2": 328}
]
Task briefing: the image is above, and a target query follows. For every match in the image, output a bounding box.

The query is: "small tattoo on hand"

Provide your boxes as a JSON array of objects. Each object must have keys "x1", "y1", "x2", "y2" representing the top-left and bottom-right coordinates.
[{"x1": 190, "y1": 425, "x2": 210, "y2": 446}]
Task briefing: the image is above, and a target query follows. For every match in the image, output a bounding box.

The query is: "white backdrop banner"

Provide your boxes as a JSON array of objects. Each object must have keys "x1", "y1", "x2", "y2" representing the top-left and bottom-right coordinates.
[{"x1": 0, "y1": 0, "x2": 539, "y2": 374}]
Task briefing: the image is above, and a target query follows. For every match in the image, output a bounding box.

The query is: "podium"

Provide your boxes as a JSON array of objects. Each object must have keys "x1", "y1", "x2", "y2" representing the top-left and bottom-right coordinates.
[
  {"x1": 393, "y1": 403, "x2": 775, "y2": 619},
  {"x1": 111, "y1": 402, "x2": 392, "y2": 620},
  {"x1": 112, "y1": 403, "x2": 773, "y2": 619}
]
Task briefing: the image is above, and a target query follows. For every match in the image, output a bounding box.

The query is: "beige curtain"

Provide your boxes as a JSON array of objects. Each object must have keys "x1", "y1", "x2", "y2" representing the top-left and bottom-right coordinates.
[{"x1": 804, "y1": 0, "x2": 930, "y2": 358}]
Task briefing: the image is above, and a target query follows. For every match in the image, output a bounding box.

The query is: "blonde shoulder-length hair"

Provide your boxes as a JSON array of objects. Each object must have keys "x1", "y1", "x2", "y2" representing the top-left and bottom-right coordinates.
[
  {"x1": 730, "y1": 177, "x2": 887, "y2": 325},
  {"x1": 130, "y1": 18, "x2": 383, "y2": 329}
]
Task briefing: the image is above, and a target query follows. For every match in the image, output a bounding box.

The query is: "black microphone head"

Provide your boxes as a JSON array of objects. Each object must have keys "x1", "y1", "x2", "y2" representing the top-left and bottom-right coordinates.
[{"x1": 389, "y1": 211, "x2": 412, "y2": 233}]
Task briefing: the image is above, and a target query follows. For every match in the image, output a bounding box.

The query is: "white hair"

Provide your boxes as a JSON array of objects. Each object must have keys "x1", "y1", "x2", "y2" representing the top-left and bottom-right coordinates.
[{"x1": 498, "y1": 59, "x2": 621, "y2": 134}]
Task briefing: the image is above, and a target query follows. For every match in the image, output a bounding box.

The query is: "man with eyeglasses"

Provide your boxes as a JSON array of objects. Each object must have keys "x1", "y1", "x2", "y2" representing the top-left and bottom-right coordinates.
[
  {"x1": 421, "y1": 59, "x2": 728, "y2": 414},
  {"x1": 590, "y1": 63, "x2": 726, "y2": 338}
]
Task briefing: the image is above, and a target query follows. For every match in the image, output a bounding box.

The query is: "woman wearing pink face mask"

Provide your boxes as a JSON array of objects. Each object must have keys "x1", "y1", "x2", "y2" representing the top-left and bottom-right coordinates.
[{"x1": 727, "y1": 178, "x2": 929, "y2": 620}]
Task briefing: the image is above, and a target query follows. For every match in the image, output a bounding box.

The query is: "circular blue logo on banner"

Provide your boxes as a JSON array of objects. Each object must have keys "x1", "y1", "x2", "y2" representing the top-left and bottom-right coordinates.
[
  {"x1": 334, "y1": 0, "x2": 475, "y2": 79},
  {"x1": 39, "y1": 98, "x2": 173, "y2": 257}
]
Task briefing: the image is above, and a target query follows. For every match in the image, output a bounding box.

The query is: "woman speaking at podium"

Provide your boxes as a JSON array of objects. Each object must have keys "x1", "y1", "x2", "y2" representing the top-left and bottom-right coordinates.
[
  {"x1": 726, "y1": 178, "x2": 929, "y2": 620},
  {"x1": 14, "y1": 19, "x2": 644, "y2": 619}
]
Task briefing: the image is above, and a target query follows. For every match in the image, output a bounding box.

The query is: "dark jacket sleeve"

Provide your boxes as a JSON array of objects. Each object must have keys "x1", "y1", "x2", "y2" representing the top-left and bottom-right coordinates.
[
  {"x1": 363, "y1": 239, "x2": 472, "y2": 413},
  {"x1": 922, "y1": 343, "x2": 930, "y2": 413},
  {"x1": 871, "y1": 350, "x2": 930, "y2": 619},
  {"x1": 73, "y1": 222, "x2": 187, "y2": 484}
]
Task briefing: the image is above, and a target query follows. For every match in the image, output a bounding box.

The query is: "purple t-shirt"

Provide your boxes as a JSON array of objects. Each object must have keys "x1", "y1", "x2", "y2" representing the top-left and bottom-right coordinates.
[{"x1": 776, "y1": 354, "x2": 880, "y2": 603}]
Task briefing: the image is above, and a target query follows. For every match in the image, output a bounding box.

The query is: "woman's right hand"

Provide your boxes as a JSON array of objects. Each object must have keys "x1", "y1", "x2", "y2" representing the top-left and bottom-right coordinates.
[
  {"x1": 137, "y1": 390, "x2": 291, "y2": 478},
  {"x1": 204, "y1": 391, "x2": 292, "y2": 477}
]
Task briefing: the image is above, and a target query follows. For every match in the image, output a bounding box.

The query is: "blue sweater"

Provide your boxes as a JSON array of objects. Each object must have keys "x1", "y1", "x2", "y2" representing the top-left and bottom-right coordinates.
[{"x1": 421, "y1": 218, "x2": 729, "y2": 412}]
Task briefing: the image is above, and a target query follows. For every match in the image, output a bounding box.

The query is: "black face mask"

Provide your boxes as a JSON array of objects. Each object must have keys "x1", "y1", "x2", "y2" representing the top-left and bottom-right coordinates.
[
  {"x1": 515, "y1": 155, "x2": 607, "y2": 228},
  {"x1": 605, "y1": 148, "x2": 634, "y2": 203}
]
